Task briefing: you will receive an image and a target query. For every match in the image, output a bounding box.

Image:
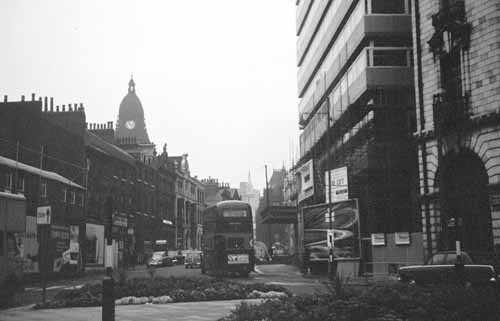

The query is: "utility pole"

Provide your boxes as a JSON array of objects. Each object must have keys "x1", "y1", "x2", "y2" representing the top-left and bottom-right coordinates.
[
  {"x1": 265, "y1": 165, "x2": 271, "y2": 252},
  {"x1": 326, "y1": 89, "x2": 334, "y2": 281}
]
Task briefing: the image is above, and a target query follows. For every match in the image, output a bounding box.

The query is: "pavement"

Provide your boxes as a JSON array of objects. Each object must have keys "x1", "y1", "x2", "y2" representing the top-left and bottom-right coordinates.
[{"x1": 0, "y1": 299, "x2": 264, "y2": 321}]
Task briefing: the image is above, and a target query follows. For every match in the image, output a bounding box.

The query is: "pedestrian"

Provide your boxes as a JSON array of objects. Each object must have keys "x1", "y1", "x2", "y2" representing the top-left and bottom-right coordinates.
[
  {"x1": 303, "y1": 247, "x2": 311, "y2": 275},
  {"x1": 493, "y1": 244, "x2": 500, "y2": 275}
]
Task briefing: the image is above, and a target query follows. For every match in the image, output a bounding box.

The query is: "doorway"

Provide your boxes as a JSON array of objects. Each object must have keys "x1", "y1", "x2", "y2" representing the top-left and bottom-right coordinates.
[{"x1": 440, "y1": 150, "x2": 493, "y2": 254}]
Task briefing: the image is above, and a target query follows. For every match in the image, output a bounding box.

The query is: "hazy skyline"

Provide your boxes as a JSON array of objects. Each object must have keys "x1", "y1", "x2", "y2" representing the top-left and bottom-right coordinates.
[{"x1": 0, "y1": 0, "x2": 300, "y2": 191}]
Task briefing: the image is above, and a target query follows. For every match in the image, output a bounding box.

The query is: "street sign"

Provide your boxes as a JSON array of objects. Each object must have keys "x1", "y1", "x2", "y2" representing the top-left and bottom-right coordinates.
[
  {"x1": 37, "y1": 206, "x2": 51, "y2": 225},
  {"x1": 325, "y1": 166, "x2": 348, "y2": 203},
  {"x1": 327, "y1": 229, "x2": 334, "y2": 249}
]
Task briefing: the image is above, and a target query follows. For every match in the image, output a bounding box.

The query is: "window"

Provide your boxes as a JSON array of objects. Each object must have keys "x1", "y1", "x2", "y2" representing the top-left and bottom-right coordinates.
[
  {"x1": 371, "y1": 0, "x2": 406, "y2": 14},
  {"x1": 70, "y1": 191, "x2": 76, "y2": 204},
  {"x1": 4, "y1": 172, "x2": 13, "y2": 191},
  {"x1": 228, "y1": 237, "x2": 244, "y2": 249},
  {"x1": 373, "y1": 49, "x2": 408, "y2": 66},
  {"x1": 16, "y1": 175, "x2": 25, "y2": 193},
  {"x1": 77, "y1": 192, "x2": 84, "y2": 207},
  {"x1": 40, "y1": 180, "x2": 47, "y2": 198},
  {"x1": 62, "y1": 188, "x2": 67, "y2": 203}
]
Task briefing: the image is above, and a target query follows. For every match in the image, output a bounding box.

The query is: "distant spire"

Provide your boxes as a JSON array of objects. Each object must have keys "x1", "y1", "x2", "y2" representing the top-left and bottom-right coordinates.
[
  {"x1": 128, "y1": 74, "x2": 135, "y2": 93},
  {"x1": 248, "y1": 171, "x2": 252, "y2": 188}
]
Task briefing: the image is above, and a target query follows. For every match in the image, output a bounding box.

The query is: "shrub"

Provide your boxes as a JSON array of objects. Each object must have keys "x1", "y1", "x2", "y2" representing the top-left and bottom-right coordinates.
[
  {"x1": 0, "y1": 273, "x2": 23, "y2": 308},
  {"x1": 33, "y1": 276, "x2": 290, "y2": 309},
  {"x1": 219, "y1": 283, "x2": 500, "y2": 321}
]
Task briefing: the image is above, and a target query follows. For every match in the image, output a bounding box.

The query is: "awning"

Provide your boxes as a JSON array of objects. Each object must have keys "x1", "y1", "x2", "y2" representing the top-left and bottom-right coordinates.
[
  {"x1": 260, "y1": 205, "x2": 298, "y2": 224},
  {"x1": 0, "y1": 156, "x2": 85, "y2": 189}
]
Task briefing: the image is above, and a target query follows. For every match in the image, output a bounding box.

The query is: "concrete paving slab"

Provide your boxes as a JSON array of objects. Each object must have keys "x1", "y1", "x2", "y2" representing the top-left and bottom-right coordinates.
[{"x1": 0, "y1": 299, "x2": 264, "y2": 321}]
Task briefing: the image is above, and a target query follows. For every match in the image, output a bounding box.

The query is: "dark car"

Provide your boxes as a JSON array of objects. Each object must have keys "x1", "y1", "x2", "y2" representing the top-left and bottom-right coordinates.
[
  {"x1": 398, "y1": 251, "x2": 497, "y2": 286},
  {"x1": 147, "y1": 251, "x2": 173, "y2": 267}
]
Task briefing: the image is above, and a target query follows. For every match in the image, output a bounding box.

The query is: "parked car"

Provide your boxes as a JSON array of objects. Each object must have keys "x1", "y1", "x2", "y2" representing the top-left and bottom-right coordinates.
[
  {"x1": 147, "y1": 251, "x2": 173, "y2": 267},
  {"x1": 185, "y1": 250, "x2": 202, "y2": 269},
  {"x1": 397, "y1": 251, "x2": 497, "y2": 286}
]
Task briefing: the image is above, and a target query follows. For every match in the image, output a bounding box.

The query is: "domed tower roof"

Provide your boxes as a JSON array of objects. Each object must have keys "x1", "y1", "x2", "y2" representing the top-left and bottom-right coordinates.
[{"x1": 115, "y1": 76, "x2": 150, "y2": 144}]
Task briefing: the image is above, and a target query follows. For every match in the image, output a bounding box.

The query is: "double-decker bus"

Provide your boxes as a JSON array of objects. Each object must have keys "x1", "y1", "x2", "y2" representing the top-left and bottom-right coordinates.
[{"x1": 201, "y1": 200, "x2": 254, "y2": 277}]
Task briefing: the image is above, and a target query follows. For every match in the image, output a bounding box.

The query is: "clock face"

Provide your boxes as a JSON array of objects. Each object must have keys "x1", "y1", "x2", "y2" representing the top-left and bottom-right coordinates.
[{"x1": 125, "y1": 120, "x2": 136, "y2": 130}]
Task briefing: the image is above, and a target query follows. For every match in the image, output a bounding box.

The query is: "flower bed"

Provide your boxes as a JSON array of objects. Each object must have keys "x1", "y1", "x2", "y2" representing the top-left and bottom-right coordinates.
[
  {"x1": 219, "y1": 283, "x2": 500, "y2": 321},
  {"x1": 33, "y1": 276, "x2": 290, "y2": 309}
]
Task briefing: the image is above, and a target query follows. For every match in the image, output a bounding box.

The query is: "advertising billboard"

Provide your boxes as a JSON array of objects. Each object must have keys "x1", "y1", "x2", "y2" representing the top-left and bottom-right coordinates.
[
  {"x1": 325, "y1": 166, "x2": 348, "y2": 204},
  {"x1": 303, "y1": 199, "x2": 360, "y2": 260},
  {"x1": 298, "y1": 159, "x2": 314, "y2": 202}
]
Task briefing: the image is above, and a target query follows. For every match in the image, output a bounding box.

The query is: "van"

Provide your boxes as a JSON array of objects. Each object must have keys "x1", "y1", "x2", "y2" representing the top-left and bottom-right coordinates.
[{"x1": 184, "y1": 250, "x2": 202, "y2": 269}]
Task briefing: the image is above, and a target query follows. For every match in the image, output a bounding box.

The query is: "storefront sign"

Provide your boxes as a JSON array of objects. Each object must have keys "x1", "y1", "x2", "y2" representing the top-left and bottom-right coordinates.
[
  {"x1": 298, "y1": 159, "x2": 314, "y2": 202},
  {"x1": 37, "y1": 206, "x2": 51, "y2": 225},
  {"x1": 325, "y1": 166, "x2": 348, "y2": 204}
]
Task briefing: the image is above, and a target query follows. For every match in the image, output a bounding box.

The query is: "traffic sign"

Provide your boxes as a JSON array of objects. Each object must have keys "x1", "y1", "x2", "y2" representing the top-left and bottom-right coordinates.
[{"x1": 327, "y1": 229, "x2": 334, "y2": 249}]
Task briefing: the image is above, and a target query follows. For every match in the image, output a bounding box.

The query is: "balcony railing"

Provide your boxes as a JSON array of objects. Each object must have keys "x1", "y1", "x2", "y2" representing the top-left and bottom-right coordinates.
[
  {"x1": 428, "y1": 0, "x2": 471, "y2": 58},
  {"x1": 432, "y1": 93, "x2": 470, "y2": 134}
]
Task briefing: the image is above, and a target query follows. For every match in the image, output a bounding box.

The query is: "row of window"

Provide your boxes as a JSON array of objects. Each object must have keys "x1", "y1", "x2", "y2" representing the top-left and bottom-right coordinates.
[
  {"x1": 3, "y1": 172, "x2": 84, "y2": 206},
  {"x1": 299, "y1": 46, "x2": 413, "y2": 123},
  {"x1": 299, "y1": 0, "x2": 412, "y2": 100},
  {"x1": 3, "y1": 172, "x2": 24, "y2": 192}
]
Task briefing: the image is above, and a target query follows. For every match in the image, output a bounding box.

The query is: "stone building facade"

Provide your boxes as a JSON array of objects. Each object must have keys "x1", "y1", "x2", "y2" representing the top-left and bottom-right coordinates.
[
  {"x1": 413, "y1": 0, "x2": 500, "y2": 260},
  {"x1": 0, "y1": 96, "x2": 86, "y2": 274}
]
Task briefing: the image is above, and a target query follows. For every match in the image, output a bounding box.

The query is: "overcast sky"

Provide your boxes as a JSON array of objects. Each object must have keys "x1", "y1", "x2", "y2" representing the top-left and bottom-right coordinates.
[{"x1": 0, "y1": 0, "x2": 300, "y2": 192}]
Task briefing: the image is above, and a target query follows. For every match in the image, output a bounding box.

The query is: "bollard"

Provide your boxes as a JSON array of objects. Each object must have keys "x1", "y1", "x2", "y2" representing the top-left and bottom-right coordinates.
[{"x1": 102, "y1": 277, "x2": 115, "y2": 321}]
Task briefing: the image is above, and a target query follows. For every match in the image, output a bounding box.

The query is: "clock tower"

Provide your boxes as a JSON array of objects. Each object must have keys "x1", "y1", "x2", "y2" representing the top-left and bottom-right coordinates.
[{"x1": 115, "y1": 76, "x2": 155, "y2": 160}]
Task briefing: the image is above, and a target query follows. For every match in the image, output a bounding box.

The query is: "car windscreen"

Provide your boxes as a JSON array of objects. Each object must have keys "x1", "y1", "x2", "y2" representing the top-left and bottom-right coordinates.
[
  {"x1": 429, "y1": 253, "x2": 446, "y2": 265},
  {"x1": 446, "y1": 253, "x2": 473, "y2": 264}
]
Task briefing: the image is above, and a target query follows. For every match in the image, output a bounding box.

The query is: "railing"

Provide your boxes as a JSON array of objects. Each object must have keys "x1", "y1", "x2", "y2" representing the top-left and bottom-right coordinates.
[{"x1": 432, "y1": 93, "x2": 470, "y2": 134}]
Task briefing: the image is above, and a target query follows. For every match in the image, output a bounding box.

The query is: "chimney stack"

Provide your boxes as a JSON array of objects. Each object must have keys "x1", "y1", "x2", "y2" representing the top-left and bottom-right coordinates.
[
  {"x1": 3, "y1": 95, "x2": 7, "y2": 102},
  {"x1": 50, "y1": 97, "x2": 54, "y2": 110},
  {"x1": 69, "y1": 103, "x2": 73, "y2": 111},
  {"x1": 31, "y1": 93, "x2": 35, "y2": 101},
  {"x1": 44, "y1": 97, "x2": 48, "y2": 109},
  {"x1": 79, "y1": 103, "x2": 84, "y2": 111},
  {"x1": 57, "y1": 105, "x2": 60, "y2": 112},
  {"x1": 107, "y1": 121, "x2": 113, "y2": 129},
  {"x1": 21, "y1": 95, "x2": 25, "y2": 102}
]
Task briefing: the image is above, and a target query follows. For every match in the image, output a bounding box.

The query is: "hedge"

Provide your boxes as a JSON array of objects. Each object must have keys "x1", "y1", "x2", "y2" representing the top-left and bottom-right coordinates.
[
  {"x1": 33, "y1": 276, "x2": 291, "y2": 309},
  {"x1": 219, "y1": 283, "x2": 500, "y2": 321}
]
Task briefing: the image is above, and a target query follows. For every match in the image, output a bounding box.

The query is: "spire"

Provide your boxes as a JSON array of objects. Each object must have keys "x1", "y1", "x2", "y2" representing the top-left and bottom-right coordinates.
[
  {"x1": 248, "y1": 171, "x2": 252, "y2": 188},
  {"x1": 128, "y1": 74, "x2": 135, "y2": 93}
]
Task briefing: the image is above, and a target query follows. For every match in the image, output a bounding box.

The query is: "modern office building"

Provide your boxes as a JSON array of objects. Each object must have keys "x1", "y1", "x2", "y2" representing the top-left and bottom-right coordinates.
[
  {"x1": 295, "y1": 0, "x2": 421, "y2": 274},
  {"x1": 412, "y1": 0, "x2": 500, "y2": 261}
]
